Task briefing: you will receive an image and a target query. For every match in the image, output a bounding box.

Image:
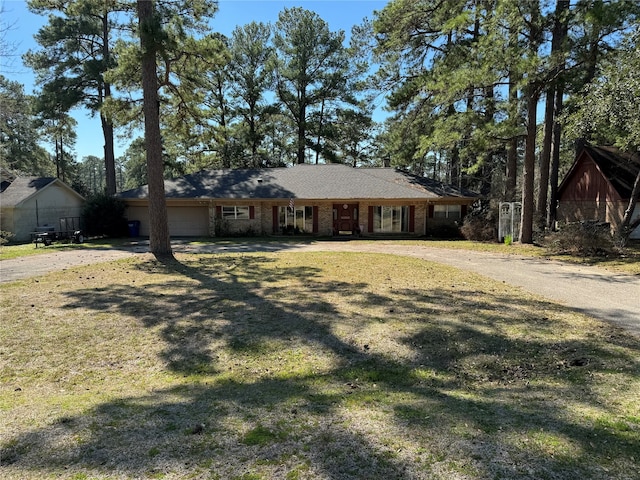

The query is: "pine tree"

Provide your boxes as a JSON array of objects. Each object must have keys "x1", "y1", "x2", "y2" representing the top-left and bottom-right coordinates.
[
  {"x1": 25, "y1": 0, "x2": 122, "y2": 194},
  {"x1": 273, "y1": 7, "x2": 350, "y2": 164}
]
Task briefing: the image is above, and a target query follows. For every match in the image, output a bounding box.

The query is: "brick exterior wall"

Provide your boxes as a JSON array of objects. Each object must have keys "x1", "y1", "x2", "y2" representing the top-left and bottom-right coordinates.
[{"x1": 211, "y1": 200, "x2": 438, "y2": 237}]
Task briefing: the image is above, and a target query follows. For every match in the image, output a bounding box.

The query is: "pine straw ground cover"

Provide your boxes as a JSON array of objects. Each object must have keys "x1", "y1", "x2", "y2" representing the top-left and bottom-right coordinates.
[{"x1": 1, "y1": 252, "x2": 639, "y2": 480}]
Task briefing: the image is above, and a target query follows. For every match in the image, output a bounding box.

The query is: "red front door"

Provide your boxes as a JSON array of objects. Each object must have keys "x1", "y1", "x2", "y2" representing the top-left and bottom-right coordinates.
[{"x1": 333, "y1": 203, "x2": 360, "y2": 235}]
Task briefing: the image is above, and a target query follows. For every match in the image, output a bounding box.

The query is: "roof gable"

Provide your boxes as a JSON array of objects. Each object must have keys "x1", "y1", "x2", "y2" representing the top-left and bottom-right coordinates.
[
  {"x1": 0, "y1": 177, "x2": 56, "y2": 207},
  {"x1": 559, "y1": 145, "x2": 640, "y2": 200},
  {"x1": 0, "y1": 177, "x2": 84, "y2": 207},
  {"x1": 119, "y1": 164, "x2": 479, "y2": 201}
]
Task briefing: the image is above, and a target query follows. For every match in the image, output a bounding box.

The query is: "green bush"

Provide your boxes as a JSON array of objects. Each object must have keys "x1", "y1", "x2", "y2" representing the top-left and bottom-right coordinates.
[
  {"x1": 0, "y1": 230, "x2": 14, "y2": 246},
  {"x1": 214, "y1": 216, "x2": 259, "y2": 237},
  {"x1": 82, "y1": 194, "x2": 128, "y2": 237}
]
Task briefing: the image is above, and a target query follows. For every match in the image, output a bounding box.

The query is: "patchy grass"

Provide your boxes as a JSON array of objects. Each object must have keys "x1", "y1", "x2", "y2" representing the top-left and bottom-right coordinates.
[
  {"x1": 3, "y1": 237, "x2": 638, "y2": 275},
  {"x1": 1, "y1": 251, "x2": 639, "y2": 479},
  {"x1": 0, "y1": 238, "x2": 134, "y2": 261},
  {"x1": 545, "y1": 241, "x2": 640, "y2": 275},
  {"x1": 390, "y1": 239, "x2": 640, "y2": 275},
  {"x1": 0, "y1": 241, "x2": 79, "y2": 260}
]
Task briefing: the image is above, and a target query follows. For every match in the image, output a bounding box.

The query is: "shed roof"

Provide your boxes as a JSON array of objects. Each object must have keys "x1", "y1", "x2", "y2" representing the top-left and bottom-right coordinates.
[
  {"x1": 560, "y1": 145, "x2": 640, "y2": 199},
  {"x1": 119, "y1": 164, "x2": 479, "y2": 201}
]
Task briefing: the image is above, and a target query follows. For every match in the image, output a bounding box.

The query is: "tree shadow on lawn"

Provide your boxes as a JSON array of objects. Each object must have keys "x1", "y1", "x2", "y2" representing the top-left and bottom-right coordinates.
[{"x1": 3, "y1": 253, "x2": 639, "y2": 479}]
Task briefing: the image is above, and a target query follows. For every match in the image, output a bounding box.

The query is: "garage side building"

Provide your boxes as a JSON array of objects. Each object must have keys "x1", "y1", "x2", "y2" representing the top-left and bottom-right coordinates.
[{"x1": 0, "y1": 177, "x2": 85, "y2": 242}]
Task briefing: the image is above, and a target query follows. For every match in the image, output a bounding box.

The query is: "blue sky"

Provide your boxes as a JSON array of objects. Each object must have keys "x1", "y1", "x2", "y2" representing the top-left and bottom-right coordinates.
[{"x1": 1, "y1": 0, "x2": 387, "y2": 160}]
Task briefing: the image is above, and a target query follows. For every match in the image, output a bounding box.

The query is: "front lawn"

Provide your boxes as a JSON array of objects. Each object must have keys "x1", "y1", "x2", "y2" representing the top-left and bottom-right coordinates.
[{"x1": 1, "y1": 252, "x2": 638, "y2": 479}]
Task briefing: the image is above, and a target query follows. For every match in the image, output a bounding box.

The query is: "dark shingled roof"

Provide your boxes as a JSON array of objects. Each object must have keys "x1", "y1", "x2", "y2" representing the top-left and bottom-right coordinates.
[
  {"x1": 0, "y1": 177, "x2": 57, "y2": 207},
  {"x1": 118, "y1": 164, "x2": 479, "y2": 201},
  {"x1": 583, "y1": 145, "x2": 640, "y2": 199},
  {"x1": 361, "y1": 168, "x2": 479, "y2": 198}
]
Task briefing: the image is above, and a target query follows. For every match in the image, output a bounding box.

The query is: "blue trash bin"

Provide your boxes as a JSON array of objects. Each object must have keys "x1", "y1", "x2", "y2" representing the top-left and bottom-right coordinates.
[{"x1": 127, "y1": 220, "x2": 140, "y2": 237}]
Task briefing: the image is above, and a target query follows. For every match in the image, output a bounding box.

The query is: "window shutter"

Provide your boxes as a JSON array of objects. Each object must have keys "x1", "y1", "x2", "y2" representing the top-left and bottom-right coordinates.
[
  {"x1": 428, "y1": 205, "x2": 434, "y2": 218},
  {"x1": 312, "y1": 206, "x2": 319, "y2": 233},
  {"x1": 409, "y1": 205, "x2": 415, "y2": 232},
  {"x1": 368, "y1": 206, "x2": 374, "y2": 233},
  {"x1": 272, "y1": 206, "x2": 279, "y2": 233},
  {"x1": 461, "y1": 204, "x2": 468, "y2": 218},
  {"x1": 216, "y1": 206, "x2": 222, "y2": 217},
  {"x1": 249, "y1": 206, "x2": 255, "y2": 220}
]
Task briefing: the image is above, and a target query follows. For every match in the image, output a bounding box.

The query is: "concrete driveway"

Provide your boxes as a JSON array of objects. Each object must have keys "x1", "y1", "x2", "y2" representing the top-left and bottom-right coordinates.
[
  {"x1": 0, "y1": 247, "x2": 143, "y2": 283},
  {"x1": 2, "y1": 240, "x2": 638, "y2": 337}
]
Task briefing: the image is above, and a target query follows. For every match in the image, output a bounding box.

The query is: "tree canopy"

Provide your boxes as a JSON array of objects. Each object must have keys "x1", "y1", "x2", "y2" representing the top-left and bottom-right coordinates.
[
  {"x1": 371, "y1": 0, "x2": 639, "y2": 242},
  {"x1": 25, "y1": 0, "x2": 122, "y2": 194},
  {"x1": 0, "y1": 75, "x2": 52, "y2": 176},
  {"x1": 7, "y1": 0, "x2": 639, "y2": 244}
]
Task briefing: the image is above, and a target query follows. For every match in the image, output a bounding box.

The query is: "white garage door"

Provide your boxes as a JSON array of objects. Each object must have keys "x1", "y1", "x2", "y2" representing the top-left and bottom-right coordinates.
[{"x1": 167, "y1": 206, "x2": 209, "y2": 237}]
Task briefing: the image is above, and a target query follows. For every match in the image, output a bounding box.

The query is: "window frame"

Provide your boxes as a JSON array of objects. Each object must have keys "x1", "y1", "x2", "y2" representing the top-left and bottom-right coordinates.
[
  {"x1": 433, "y1": 204, "x2": 461, "y2": 220},
  {"x1": 222, "y1": 205, "x2": 251, "y2": 220},
  {"x1": 279, "y1": 205, "x2": 314, "y2": 233},
  {"x1": 373, "y1": 206, "x2": 409, "y2": 233}
]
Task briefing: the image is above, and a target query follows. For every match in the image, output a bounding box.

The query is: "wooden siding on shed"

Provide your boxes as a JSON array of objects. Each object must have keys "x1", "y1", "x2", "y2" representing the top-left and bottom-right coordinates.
[{"x1": 559, "y1": 157, "x2": 623, "y2": 203}]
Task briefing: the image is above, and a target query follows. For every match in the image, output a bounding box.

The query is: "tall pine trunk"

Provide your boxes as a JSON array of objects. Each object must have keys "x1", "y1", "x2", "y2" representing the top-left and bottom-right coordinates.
[
  {"x1": 537, "y1": 0, "x2": 569, "y2": 229},
  {"x1": 505, "y1": 25, "x2": 520, "y2": 202},
  {"x1": 297, "y1": 103, "x2": 306, "y2": 164},
  {"x1": 215, "y1": 78, "x2": 231, "y2": 168},
  {"x1": 55, "y1": 133, "x2": 61, "y2": 180},
  {"x1": 547, "y1": 81, "x2": 564, "y2": 229},
  {"x1": 519, "y1": 3, "x2": 543, "y2": 244},
  {"x1": 520, "y1": 89, "x2": 540, "y2": 244},
  {"x1": 101, "y1": 111, "x2": 116, "y2": 194},
  {"x1": 249, "y1": 104, "x2": 258, "y2": 167},
  {"x1": 537, "y1": 87, "x2": 555, "y2": 226},
  {"x1": 314, "y1": 99, "x2": 325, "y2": 164},
  {"x1": 482, "y1": 85, "x2": 496, "y2": 196},
  {"x1": 102, "y1": 12, "x2": 117, "y2": 195},
  {"x1": 137, "y1": 0, "x2": 172, "y2": 258}
]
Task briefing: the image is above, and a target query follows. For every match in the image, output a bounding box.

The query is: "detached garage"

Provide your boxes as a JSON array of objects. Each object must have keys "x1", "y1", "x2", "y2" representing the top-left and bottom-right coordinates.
[{"x1": 0, "y1": 176, "x2": 85, "y2": 242}]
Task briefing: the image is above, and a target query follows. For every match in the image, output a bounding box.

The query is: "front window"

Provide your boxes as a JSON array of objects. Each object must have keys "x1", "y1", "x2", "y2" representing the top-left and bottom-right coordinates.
[
  {"x1": 434, "y1": 204, "x2": 461, "y2": 219},
  {"x1": 222, "y1": 206, "x2": 250, "y2": 220},
  {"x1": 279, "y1": 206, "x2": 313, "y2": 233},
  {"x1": 373, "y1": 206, "x2": 409, "y2": 233}
]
